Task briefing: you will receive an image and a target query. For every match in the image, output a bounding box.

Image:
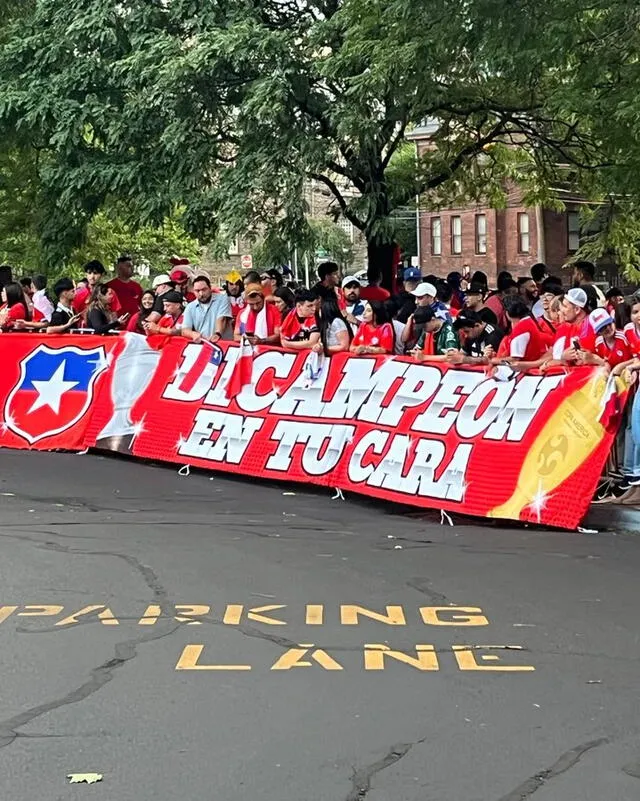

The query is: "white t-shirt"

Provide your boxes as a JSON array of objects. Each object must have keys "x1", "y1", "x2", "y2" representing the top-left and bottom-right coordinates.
[
  {"x1": 327, "y1": 317, "x2": 349, "y2": 347},
  {"x1": 392, "y1": 320, "x2": 405, "y2": 355}
]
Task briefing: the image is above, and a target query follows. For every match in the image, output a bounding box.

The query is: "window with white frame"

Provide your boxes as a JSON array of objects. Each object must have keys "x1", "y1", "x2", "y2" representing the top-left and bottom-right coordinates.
[
  {"x1": 431, "y1": 217, "x2": 442, "y2": 255},
  {"x1": 338, "y1": 217, "x2": 354, "y2": 242},
  {"x1": 228, "y1": 236, "x2": 240, "y2": 256},
  {"x1": 517, "y1": 212, "x2": 530, "y2": 254},
  {"x1": 567, "y1": 211, "x2": 580, "y2": 252},
  {"x1": 475, "y1": 214, "x2": 487, "y2": 255},
  {"x1": 451, "y1": 216, "x2": 462, "y2": 254}
]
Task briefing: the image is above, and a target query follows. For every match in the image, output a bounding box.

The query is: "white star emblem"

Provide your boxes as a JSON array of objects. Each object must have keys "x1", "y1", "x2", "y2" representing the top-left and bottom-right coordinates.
[{"x1": 28, "y1": 361, "x2": 78, "y2": 415}]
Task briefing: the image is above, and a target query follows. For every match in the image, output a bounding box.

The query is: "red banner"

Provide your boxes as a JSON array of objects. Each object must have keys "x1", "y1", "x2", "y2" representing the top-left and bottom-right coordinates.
[{"x1": 0, "y1": 334, "x2": 626, "y2": 529}]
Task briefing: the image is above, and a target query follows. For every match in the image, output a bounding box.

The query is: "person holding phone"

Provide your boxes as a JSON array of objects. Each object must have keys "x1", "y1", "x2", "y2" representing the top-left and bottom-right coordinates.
[
  {"x1": 411, "y1": 307, "x2": 459, "y2": 362},
  {"x1": 86, "y1": 284, "x2": 130, "y2": 334},
  {"x1": 47, "y1": 279, "x2": 82, "y2": 334}
]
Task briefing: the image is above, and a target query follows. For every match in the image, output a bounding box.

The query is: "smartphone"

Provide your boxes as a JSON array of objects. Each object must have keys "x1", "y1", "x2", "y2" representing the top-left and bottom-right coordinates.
[{"x1": 572, "y1": 337, "x2": 581, "y2": 351}]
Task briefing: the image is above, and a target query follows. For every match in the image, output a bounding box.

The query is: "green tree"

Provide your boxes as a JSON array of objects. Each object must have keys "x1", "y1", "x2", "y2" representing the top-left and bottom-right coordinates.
[{"x1": 0, "y1": 0, "x2": 623, "y2": 284}]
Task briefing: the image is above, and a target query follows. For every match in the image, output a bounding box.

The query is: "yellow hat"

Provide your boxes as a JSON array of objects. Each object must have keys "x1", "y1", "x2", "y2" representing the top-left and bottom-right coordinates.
[{"x1": 226, "y1": 269, "x2": 242, "y2": 284}]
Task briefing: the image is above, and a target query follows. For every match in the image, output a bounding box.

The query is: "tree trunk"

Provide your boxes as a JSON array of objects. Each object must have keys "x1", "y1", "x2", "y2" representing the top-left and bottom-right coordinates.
[{"x1": 366, "y1": 240, "x2": 396, "y2": 291}]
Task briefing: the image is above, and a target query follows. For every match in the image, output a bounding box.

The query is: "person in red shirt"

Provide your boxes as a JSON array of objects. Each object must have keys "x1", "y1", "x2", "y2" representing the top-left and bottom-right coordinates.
[
  {"x1": 143, "y1": 290, "x2": 185, "y2": 337},
  {"x1": 351, "y1": 301, "x2": 395, "y2": 355},
  {"x1": 280, "y1": 288, "x2": 321, "y2": 350},
  {"x1": 588, "y1": 308, "x2": 632, "y2": 368},
  {"x1": 107, "y1": 255, "x2": 143, "y2": 316},
  {"x1": 496, "y1": 298, "x2": 547, "y2": 365},
  {"x1": 170, "y1": 266, "x2": 197, "y2": 303},
  {"x1": 127, "y1": 290, "x2": 156, "y2": 333},
  {"x1": 536, "y1": 284, "x2": 563, "y2": 347},
  {"x1": 0, "y1": 281, "x2": 30, "y2": 330},
  {"x1": 551, "y1": 287, "x2": 596, "y2": 361},
  {"x1": 359, "y1": 274, "x2": 391, "y2": 304},
  {"x1": 73, "y1": 260, "x2": 115, "y2": 319},
  {"x1": 234, "y1": 283, "x2": 281, "y2": 346},
  {"x1": 624, "y1": 295, "x2": 640, "y2": 356}
]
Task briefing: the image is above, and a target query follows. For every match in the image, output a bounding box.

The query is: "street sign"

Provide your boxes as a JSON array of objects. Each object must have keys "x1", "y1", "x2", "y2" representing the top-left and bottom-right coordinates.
[{"x1": 241, "y1": 254, "x2": 253, "y2": 270}]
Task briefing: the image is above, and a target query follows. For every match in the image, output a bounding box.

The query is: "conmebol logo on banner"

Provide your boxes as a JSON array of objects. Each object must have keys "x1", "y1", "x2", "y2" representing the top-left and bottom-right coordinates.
[{"x1": 3, "y1": 344, "x2": 108, "y2": 444}]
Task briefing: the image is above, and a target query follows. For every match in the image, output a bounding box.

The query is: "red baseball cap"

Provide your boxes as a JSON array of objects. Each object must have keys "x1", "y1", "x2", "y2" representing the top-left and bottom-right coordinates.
[{"x1": 170, "y1": 268, "x2": 190, "y2": 283}]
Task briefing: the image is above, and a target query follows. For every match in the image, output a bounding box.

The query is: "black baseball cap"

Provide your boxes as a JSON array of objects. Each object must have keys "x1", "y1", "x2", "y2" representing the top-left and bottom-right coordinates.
[
  {"x1": 465, "y1": 282, "x2": 485, "y2": 295},
  {"x1": 453, "y1": 310, "x2": 483, "y2": 330},
  {"x1": 162, "y1": 290, "x2": 184, "y2": 304}
]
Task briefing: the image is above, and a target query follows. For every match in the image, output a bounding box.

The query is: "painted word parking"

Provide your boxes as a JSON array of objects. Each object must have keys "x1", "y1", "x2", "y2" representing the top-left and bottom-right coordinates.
[{"x1": 6, "y1": 603, "x2": 535, "y2": 673}]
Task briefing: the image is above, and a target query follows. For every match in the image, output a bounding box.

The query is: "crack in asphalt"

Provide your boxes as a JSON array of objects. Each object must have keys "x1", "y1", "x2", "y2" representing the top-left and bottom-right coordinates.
[
  {"x1": 346, "y1": 739, "x2": 425, "y2": 800},
  {"x1": 0, "y1": 526, "x2": 178, "y2": 750},
  {"x1": 406, "y1": 577, "x2": 451, "y2": 605},
  {"x1": 496, "y1": 738, "x2": 609, "y2": 800},
  {"x1": 0, "y1": 622, "x2": 180, "y2": 749}
]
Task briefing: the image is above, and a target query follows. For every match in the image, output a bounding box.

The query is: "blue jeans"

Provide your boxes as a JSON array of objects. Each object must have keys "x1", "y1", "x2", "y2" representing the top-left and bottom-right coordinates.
[{"x1": 624, "y1": 390, "x2": 640, "y2": 477}]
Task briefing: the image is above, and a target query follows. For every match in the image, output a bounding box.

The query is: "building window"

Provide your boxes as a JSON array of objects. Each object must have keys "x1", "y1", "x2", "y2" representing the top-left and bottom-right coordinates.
[
  {"x1": 475, "y1": 214, "x2": 487, "y2": 255},
  {"x1": 517, "y1": 212, "x2": 530, "y2": 254},
  {"x1": 567, "y1": 211, "x2": 580, "y2": 252},
  {"x1": 450, "y1": 216, "x2": 462, "y2": 254},
  {"x1": 228, "y1": 236, "x2": 240, "y2": 256},
  {"x1": 431, "y1": 217, "x2": 442, "y2": 255},
  {"x1": 338, "y1": 217, "x2": 354, "y2": 242}
]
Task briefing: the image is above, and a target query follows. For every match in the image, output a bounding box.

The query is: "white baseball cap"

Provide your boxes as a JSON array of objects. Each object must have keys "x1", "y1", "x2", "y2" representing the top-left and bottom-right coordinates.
[
  {"x1": 341, "y1": 275, "x2": 361, "y2": 288},
  {"x1": 152, "y1": 273, "x2": 173, "y2": 289},
  {"x1": 589, "y1": 307, "x2": 615, "y2": 333},
  {"x1": 411, "y1": 282, "x2": 437, "y2": 298},
  {"x1": 565, "y1": 287, "x2": 588, "y2": 309}
]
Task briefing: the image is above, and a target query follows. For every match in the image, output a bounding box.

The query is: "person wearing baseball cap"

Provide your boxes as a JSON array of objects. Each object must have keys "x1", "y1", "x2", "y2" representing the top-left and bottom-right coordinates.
[
  {"x1": 551, "y1": 286, "x2": 597, "y2": 362},
  {"x1": 143, "y1": 289, "x2": 185, "y2": 338},
  {"x1": 234, "y1": 282, "x2": 281, "y2": 345},
  {"x1": 463, "y1": 282, "x2": 497, "y2": 326},
  {"x1": 146, "y1": 273, "x2": 176, "y2": 322},
  {"x1": 342, "y1": 276, "x2": 364, "y2": 331},
  {"x1": 170, "y1": 266, "x2": 197, "y2": 302},
  {"x1": 401, "y1": 281, "x2": 451, "y2": 349},
  {"x1": 588, "y1": 308, "x2": 632, "y2": 368},
  {"x1": 393, "y1": 266, "x2": 422, "y2": 323}
]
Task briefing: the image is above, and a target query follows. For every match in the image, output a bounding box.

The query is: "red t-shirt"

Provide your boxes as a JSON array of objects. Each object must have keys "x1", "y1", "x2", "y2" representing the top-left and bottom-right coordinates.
[
  {"x1": 73, "y1": 284, "x2": 121, "y2": 319},
  {"x1": 498, "y1": 317, "x2": 546, "y2": 361},
  {"x1": 595, "y1": 332, "x2": 632, "y2": 367},
  {"x1": 359, "y1": 286, "x2": 391, "y2": 303},
  {"x1": 280, "y1": 309, "x2": 319, "y2": 341},
  {"x1": 536, "y1": 316, "x2": 557, "y2": 348},
  {"x1": 352, "y1": 322, "x2": 394, "y2": 353},
  {"x1": 158, "y1": 312, "x2": 184, "y2": 329},
  {"x1": 107, "y1": 278, "x2": 143, "y2": 316},
  {"x1": 553, "y1": 317, "x2": 596, "y2": 359},
  {"x1": 624, "y1": 323, "x2": 640, "y2": 357},
  {"x1": 234, "y1": 302, "x2": 280, "y2": 337},
  {"x1": 1, "y1": 303, "x2": 27, "y2": 329}
]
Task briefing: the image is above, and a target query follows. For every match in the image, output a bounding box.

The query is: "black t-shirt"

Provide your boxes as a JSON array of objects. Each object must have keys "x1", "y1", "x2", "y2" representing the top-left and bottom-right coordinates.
[
  {"x1": 462, "y1": 323, "x2": 504, "y2": 358},
  {"x1": 49, "y1": 307, "x2": 73, "y2": 329},
  {"x1": 478, "y1": 306, "x2": 498, "y2": 326}
]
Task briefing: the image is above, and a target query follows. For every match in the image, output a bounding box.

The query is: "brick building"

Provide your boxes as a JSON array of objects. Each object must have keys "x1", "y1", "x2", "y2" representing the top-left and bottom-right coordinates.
[{"x1": 407, "y1": 124, "x2": 604, "y2": 287}]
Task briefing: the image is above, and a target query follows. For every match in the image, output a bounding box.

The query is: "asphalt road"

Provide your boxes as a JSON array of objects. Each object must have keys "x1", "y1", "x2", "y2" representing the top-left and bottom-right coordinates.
[{"x1": 0, "y1": 450, "x2": 639, "y2": 800}]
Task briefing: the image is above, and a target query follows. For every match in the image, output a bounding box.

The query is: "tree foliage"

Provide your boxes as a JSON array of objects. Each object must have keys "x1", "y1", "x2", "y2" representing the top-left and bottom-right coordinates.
[{"x1": 2, "y1": 0, "x2": 640, "y2": 278}]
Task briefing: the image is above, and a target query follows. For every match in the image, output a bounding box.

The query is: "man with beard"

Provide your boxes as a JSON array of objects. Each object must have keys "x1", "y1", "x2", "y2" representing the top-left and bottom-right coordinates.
[
  {"x1": 342, "y1": 276, "x2": 365, "y2": 333},
  {"x1": 224, "y1": 270, "x2": 245, "y2": 321},
  {"x1": 572, "y1": 260, "x2": 606, "y2": 307},
  {"x1": 106, "y1": 255, "x2": 143, "y2": 316},
  {"x1": 518, "y1": 277, "x2": 540, "y2": 310}
]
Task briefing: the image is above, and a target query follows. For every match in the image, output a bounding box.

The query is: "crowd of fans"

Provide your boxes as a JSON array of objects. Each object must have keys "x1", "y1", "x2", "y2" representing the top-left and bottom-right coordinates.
[{"x1": 1, "y1": 254, "x2": 639, "y2": 504}]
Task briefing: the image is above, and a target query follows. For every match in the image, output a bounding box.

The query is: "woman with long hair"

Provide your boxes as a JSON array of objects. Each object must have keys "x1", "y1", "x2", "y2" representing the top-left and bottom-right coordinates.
[
  {"x1": 314, "y1": 291, "x2": 352, "y2": 355},
  {"x1": 87, "y1": 284, "x2": 129, "y2": 334},
  {"x1": 0, "y1": 281, "x2": 30, "y2": 330},
  {"x1": 126, "y1": 290, "x2": 156, "y2": 333},
  {"x1": 272, "y1": 286, "x2": 295, "y2": 320},
  {"x1": 350, "y1": 300, "x2": 395, "y2": 355}
]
